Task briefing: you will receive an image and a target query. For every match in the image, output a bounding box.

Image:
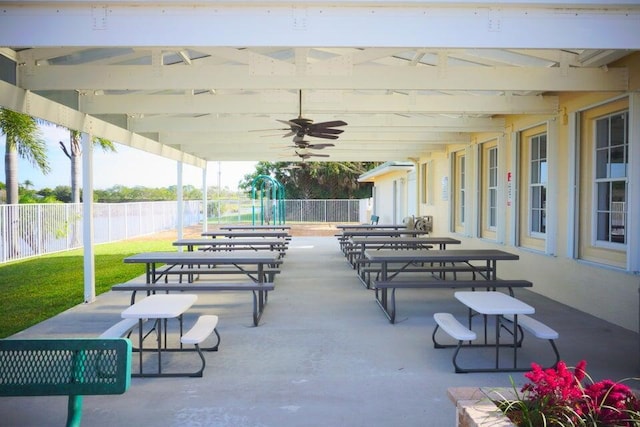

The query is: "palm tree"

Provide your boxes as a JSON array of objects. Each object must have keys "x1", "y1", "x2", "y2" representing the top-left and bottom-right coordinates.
[
  {"x1": 59, "y1": 130, "x2": 116, "y2": 203},
  {"x1": 0, "y1": 108, "x2": 50, "y2": 204},
  {"x1": 0, "y1": 107, "x2": 50, "y2": 256}
]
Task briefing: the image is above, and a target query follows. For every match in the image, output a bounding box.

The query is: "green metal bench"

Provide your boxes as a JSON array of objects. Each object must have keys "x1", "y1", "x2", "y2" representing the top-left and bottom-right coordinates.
[{"x1": 0, "y1": 338, "x2": 132, "y2": 427}]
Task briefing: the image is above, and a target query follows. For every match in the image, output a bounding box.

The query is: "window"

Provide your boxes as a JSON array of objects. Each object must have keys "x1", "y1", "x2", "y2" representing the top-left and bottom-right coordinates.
[
  {"x1": 529, "y1": 133, "x2": 547, "y2": 235},
  {"x1": 420, "y1": 162, "x2": 432, "y2": 205},
  {"x1": 594, "y1": 112, "x2": 628, "y2": 245},
  {"x1": 460, "y1": 156, "x2": 466, "y2": 224},
  {"x1": 480, "y1": 141, "x2": 498, "y2": 240},
  {"x1": 453, "y1": 152, "x2": 466, "y2": 232},
  {"x1": 488, "y1": 146, "x2": 498, "y2": 229},
  {"x1": 518, "y1": 125, "x2": 547, "y2": 251},
  {"x1": 578, "y1": 98, "x2": 628, "y2": 268}
]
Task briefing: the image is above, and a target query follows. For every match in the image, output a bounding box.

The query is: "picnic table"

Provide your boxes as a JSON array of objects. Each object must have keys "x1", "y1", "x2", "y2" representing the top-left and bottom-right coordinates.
[
  {"x1": 337, "y1": 229, "x2": 431, "y2": 253},
  {"x1": 173, "y1": 238, "x2": 288, "y2": 258},
  {"x1": 363, "y1": 249, "x2": 526, "y2": 322},
  {"x1": 347, "y1": 236, "x2": 461, "y2": 269},
  {"x1": 201, "y1": 230, "x2": 290, "y2": 239},
  {"x1": 365, "y1": 248, "x2": 519, "y2": 281},
  {"x1": 123, "y1": 251, "x2": 281, "y2": 284},
  {"x1": 121, "y1": 251, "x2": 280, "y2": 325},
  {"x1": 122, "y1": 293, "x2": 199, "y2": 377},
  {"x1": 433, "y1": 291, "x2": 536, "y2": 373},
  {"x1": 220, "y1": 225, "x2": 291, "y2": 231},
  {"x1": 335, "y1": 224, "x2": 407, "y2": 230}
]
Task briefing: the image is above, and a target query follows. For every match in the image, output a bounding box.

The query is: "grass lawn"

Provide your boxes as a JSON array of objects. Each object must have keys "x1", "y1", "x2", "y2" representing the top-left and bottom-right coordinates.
[{"x1": 0, "y1": 239, "x2": 174, "y2": 338}]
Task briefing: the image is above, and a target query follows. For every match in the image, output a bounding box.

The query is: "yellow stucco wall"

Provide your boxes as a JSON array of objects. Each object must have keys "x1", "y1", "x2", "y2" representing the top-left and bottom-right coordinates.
[{"x1": 414, "y1": 52, "x2": 640, "y2": 332}]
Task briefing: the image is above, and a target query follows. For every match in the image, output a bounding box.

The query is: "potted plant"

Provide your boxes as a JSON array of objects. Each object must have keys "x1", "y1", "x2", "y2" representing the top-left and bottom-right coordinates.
[{"x1": 492, "y1": 360, "x2": 640, "y2": 426}]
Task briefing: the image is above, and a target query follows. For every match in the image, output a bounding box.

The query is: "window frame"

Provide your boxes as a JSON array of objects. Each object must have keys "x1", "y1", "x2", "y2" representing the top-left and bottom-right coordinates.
[
  {"x1": 528, "y1": 132, "x2": 547, "y2": 238},
  {"x1": 591, "y1": 110, "x2": 629, "y2": 250}
]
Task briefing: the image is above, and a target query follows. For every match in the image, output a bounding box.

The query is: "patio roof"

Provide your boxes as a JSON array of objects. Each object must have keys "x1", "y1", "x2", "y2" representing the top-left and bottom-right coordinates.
[{"x1": 1, "y1": 1, "x2": 639, "y2": 166}]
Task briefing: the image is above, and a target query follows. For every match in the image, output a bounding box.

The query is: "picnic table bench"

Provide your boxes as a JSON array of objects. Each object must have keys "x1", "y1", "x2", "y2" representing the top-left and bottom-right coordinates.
[
  {"x1": 112, "y1": 281, "x2": 275, "y2": 326},
  {"x1": 0, "y1": 338, "x2": 131, "y2": 427},
  {"x1": 373, "y1": 278, "x2": 533, "y2": 323}
]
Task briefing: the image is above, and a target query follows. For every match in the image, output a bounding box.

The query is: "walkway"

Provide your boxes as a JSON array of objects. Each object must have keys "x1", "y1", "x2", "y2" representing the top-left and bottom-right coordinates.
[{"x1": 2, "y1": 236, "x2": 638, "y2": 426}]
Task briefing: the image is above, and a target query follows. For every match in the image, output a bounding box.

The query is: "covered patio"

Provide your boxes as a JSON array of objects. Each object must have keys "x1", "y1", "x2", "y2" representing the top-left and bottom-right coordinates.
[{"x1": 2, "y1": 235, "x2": 637, "y2": 426}]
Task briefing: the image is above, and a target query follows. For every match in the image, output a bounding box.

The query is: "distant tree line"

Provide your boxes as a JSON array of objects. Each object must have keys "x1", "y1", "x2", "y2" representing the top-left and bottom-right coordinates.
[
  {"x1": 0, "y1": 182, "x2": 241, "y2": 204},
  {"x1": 239, "y1": 161, "x2": 377, "y2": 199}
]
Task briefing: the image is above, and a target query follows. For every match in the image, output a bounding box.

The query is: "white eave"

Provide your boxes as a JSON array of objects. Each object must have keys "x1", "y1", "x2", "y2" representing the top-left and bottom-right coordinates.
[{"x1": 357, "y1": 161, "x2": 415, "y2": 183}]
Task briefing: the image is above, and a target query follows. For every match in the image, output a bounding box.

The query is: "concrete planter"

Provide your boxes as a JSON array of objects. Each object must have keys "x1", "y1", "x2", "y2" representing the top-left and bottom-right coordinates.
[{"x1": 448, "y1": 387, "x2": 517, "y2": 427}]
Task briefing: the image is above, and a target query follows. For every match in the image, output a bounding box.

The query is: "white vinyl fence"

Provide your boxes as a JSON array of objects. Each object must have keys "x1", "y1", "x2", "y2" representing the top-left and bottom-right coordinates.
[
  {"x1": 0, "y1": 201, "x2": 202, "y2": 264},
  {"x1": 0, "y1": 199, "x2": 367, "y2": 264}
]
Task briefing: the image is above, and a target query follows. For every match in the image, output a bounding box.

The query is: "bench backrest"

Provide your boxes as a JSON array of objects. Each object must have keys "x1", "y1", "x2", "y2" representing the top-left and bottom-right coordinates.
[{"x1": 0, "y1": 338, "x2": 132, "y2": 397}]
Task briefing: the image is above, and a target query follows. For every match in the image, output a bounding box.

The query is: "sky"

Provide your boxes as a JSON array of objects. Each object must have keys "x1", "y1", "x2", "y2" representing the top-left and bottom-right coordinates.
[{"x1": 2, "y1": 123, "x2": 258, "y2": 191}]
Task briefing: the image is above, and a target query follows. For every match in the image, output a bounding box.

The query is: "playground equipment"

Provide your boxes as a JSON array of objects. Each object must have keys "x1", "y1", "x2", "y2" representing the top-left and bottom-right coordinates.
[{"x1": 251, "y1": 175, "x2": 286, "y2": 225}]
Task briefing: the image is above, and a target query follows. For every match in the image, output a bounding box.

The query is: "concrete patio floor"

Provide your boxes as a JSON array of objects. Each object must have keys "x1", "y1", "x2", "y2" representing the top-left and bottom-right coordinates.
[{"x1": 2, "y1": 236, "x2": 639, "y2": 427}]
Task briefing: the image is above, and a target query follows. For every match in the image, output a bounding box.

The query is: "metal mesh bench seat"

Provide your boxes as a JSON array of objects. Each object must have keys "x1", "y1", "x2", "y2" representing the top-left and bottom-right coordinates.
[{"x1": 0, "y1": 338, "x2": 131, "y2": 427}]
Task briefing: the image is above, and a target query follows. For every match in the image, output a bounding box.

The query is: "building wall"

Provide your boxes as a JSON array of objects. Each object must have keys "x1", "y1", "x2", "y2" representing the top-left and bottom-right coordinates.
[
  {"x1": 370, "y1": 169, "x2": 412, "y2": 224},
  {"x1": 414, "y1": 52, "x2": 640, "y2": 332}
]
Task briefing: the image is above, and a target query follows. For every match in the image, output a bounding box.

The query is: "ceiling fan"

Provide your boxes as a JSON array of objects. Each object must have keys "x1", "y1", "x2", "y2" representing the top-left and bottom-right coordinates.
[
  {"x1": 292, "y1": 149, "x2": 330, "y2": 160},
  {"x1": 275, "y1": 90, "x2": 347, "y2": 140},
  {"x1": 288, "y1": 139, "x2": 335, "y2": 150}
]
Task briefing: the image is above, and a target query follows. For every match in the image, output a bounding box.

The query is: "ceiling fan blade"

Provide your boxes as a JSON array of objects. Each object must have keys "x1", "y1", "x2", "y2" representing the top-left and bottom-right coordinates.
[
  {"x1": 306, "y1": 143, "x2": 335, "y2": 150},
  {"x1": 267, "y1": 91, "x2": 347, "y2": 141},
  {"x1": 306, "y1": 132, "x2": 340, "y2": 140},
  {"x1": 309, "y1": 120, "x2": 348, "y2": 129},
  {"x1": 308, "y1": 127, "x2": 344, "y2": 135},
  {"x1": 276, "y1": 119, "x2": 304, "y2": 129}
]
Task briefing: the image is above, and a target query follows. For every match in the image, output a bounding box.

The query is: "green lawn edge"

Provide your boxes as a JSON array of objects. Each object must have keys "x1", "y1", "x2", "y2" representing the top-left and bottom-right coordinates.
[{"x1": 0, "y1": 239, "x2": 174, "y2": 338}]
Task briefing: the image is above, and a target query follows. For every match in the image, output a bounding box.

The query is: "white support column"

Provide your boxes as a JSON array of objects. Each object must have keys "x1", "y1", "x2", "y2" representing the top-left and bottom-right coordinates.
[
  {"x1": 545, "y1": 119, "x2": 558, "y2": 256},
  {"x1": 566, "y1": 112, "x2": 579, "y2": 259},
  {"x1": 465, "y1": 144, "x2": 476, "y2": 238},
  {"x1": 508, "y1": 131, "x2": 519, "y2": 247},
  {"x1": 628, "y1": 93, "x2": 640, "y2": 273},
  {"x1": 177, "y1": 161, "x2": 184, "y2": 244},
  {"x1": 82, "y1": 132, "x2": 95, "y2": 303},
  {"x1": 496, "y1": 134, "x2": 507, "y2": 245},
  {"x1": 202, "y1": 165, "x2": 208, "y2": 234}
]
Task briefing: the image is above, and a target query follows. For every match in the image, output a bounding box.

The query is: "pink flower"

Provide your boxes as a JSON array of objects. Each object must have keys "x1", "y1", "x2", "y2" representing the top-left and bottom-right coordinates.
[{"x1": 506, "y1": 360, "x2": 640, "y2": 426}]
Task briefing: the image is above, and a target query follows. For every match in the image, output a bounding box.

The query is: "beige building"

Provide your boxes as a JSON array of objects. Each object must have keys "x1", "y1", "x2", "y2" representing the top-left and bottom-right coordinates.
[{"x1": 361, "y1": 52, "x2": 640, "y2": 332}]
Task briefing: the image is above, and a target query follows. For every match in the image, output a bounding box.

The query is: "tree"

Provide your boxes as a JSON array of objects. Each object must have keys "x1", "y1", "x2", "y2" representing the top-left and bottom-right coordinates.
[
  {"x1": 59, "y1": 130, "x2": 116, "y2": 203},
  {"x1": 0, "y1": 108, "x2": 50, "y2": 204},
  {"x1": 0, "y1": 108, "x2": 51, "y2": 256},
  {"x1": 239, "y1": 161, "x2": 378, "y2": 199}
]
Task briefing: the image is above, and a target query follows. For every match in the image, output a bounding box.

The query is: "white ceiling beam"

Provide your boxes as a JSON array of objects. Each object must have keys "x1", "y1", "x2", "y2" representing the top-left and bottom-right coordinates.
[
  {"x1": 129, "y1": 115, "x2": 505, "y2": 133},
  {"x1": 0, "y1": 80, "x2": 206, "y2": 168},
  {"x1": 20, "y1": 63, "x2": 627, "y2": 92},
  {"x1": 158, "y1": 131, "x2": 469, "y2": 145},
  {"x1": 79, "y1": 92, "x2": 558, "y2": 115},
  {"x1": 2, "y1": 2, "x2": 639, "y2": 49}
]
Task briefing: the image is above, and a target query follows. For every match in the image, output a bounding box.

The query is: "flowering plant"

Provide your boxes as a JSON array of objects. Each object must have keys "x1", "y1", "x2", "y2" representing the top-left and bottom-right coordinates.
[{"x1": 496, "y1": 360, "x2": 640, "y2": 426}]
